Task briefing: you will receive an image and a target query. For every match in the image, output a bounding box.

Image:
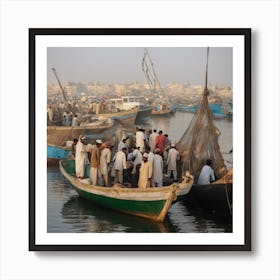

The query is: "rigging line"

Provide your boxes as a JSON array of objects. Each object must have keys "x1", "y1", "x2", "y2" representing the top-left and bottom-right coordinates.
[
  {"x1": 204, "y1": 47, "x2": 209, "y2": 93},
  {"x1": 144, "y1": 49, "x2": 165, "y2": 95},
  {"x1": 224, "y1": 183, "x2": 232, "y2": 215}
]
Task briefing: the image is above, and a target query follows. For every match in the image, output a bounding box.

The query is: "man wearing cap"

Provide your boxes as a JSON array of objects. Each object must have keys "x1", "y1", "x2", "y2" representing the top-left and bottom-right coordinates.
[
  {"x1": 152, "y1": 148, "x2": 164, "y2": 187},
  {"x1": 75, "y1": 135, "x2": 88, "y2": 179},
  {"x1": 167, "y1": 143, "x2": 180, "y2": 181},
  {"x1": 89, "y1": 139, "x2": 103, "y2": 185},
  {"x1": 138, "y1": 153, "x2": 153, "y2": 189}
]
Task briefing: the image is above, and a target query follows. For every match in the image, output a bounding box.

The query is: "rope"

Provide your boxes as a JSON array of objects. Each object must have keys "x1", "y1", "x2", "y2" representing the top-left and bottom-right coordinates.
[{"x1": 224, "y1": 183, "x2": 232, "y2": 215}]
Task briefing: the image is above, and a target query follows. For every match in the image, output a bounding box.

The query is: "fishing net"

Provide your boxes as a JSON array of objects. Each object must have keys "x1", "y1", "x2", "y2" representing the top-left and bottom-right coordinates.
[{"x1": 177, "y1": 88, "x2": 228, "y2": 182}]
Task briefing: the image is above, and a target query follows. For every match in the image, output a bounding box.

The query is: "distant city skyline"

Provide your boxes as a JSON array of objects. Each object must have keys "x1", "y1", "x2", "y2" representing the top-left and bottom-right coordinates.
[{"x1": 47, "y1": 47, "x2": 232, "y2": 87}]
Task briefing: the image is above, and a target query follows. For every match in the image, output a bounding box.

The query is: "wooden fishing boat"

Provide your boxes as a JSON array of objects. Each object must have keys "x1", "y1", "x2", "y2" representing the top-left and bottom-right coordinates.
[
  {"x1": 151, "y1": 107, "x2": 171, "y2": 116},
  {"x1": 177, "y1": 103, "x2": 231, "y2": 118},
  {"x1": 47, "y1": 144, "x2": 72, "y2": 166},
  {"x1": 135, "y1": 106, "x2": 153, "y2": 123},
  {"x1": 59, "y1": 159, "x2": 193, "y2": 222},
  {"x1": 47, "y1": 120, "x2": 114, "y2": 147},
  {"x1": 105, "y1": 96, "x2": 152, "y2": 124},
  {"x1": 187, "y1": 169, "x2": 233, "y2": 212},
  {"x1": 94, "y1": 107, "x2": 138, "y2": 126}
]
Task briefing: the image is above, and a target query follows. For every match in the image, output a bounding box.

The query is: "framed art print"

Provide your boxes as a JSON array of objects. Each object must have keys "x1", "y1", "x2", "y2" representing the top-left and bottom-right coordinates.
[{"x1": 29, "y1": 28, "x2": 251, "y2": 251}]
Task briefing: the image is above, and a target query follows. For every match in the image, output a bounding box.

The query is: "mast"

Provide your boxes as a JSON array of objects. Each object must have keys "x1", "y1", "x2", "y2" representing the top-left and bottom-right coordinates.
[
  {"x1": 142, "y1": 48, "x2": 165, "y2": 96},
  {"x1": 51, "y1": 68, "x2": 77, "y2": 115},
  {"x1": 177, "y1": 47, "x2": 227, "y2": 180},
  {"x1": 203, "y1": 47, "x2": 209, "y2": 96}
]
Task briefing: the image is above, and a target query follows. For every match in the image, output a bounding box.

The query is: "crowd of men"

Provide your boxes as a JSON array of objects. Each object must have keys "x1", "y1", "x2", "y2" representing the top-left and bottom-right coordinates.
[
  {"x1": 72, "y1": 127, "x2": 182, "y2": 188},
  {"x1": 72, "y1": 126, "x2": 216, "y2": 188}
]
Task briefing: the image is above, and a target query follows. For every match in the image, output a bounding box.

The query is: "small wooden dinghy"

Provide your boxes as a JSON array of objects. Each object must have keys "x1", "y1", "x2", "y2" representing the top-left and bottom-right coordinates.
[
  {"x1": 59, "y1": 159, "x2": 193, "y2": 222},
  {"x1": 47, "y1": 144, "x2": 71, "y2": 166}
]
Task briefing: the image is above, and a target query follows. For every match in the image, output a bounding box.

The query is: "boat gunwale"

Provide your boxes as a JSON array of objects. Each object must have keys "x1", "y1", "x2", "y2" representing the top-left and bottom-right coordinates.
[
  {"x1": 93, "y1": 107, "x2": 139, "y2": 118},
  {"x1": 59, "y1": 160, "x2": 193, "y2": 201},
  {"x1": 47, "y1": 122, "x2": 114, "y2": 131}
]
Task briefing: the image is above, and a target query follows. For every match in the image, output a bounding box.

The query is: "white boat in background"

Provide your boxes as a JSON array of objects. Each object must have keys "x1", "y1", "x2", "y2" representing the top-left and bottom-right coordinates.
[{"x1": 106, "y1": 96, "x2": 153, "y2": 124}]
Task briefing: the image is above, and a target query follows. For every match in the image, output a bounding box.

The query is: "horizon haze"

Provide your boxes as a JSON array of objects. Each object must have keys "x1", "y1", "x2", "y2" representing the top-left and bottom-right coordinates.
[{"x1": 47, "y1": 47, "x2": 233, "y2": 87}]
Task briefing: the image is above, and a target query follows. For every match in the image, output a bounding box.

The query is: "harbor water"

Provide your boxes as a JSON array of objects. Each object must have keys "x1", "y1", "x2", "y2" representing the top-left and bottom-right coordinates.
[{"x1": 47, "y1": 111, "x2": 233, "y2": 233}]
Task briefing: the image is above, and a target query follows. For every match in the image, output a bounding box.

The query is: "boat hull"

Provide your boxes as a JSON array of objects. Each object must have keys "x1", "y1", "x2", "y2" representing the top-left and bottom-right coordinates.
[
  {"x1": 135, "y1": 107, "x2": 153, "y2": 124},
  {"x1": 187, "y1": 183, "x2": 232, "y2": 212},
  {"x1": 177, "y1": 103, "x2": 232, "y2": 118},
  {"x1": 47, "y1": 123, "x2": 114, "y2": 146},
  {"x1": 59, "y1": 159, "x2": 193, "y2": 222},
  {"x1": 47, "y1": 144, "x2": 71, "y2": 166},
  {"x1": 151, "y1": 109, "x2": 171, "y2": 116},
  {"x1": 95, "y1": 108, "x2": 138, "y2": 126}
]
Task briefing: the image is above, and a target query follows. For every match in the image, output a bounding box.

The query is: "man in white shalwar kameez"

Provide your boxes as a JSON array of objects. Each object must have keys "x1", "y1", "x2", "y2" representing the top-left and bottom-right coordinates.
[
  {"x1": 146, "y1": 146, "x2": 154, "y2": 164},
  {"x1": 138, "y1": 153, "x2": 153, "y2": 189},
  {"x1": 112, "y1": 147, "x2": 127, "y2": 184},
  {"x1": 149, "y1": 129, "x2": 158, "y2": 152},
  {"x1": 152, "y1": 148, "x2": 163, "y2": 187},
  {"x1": 117, "y1": 137, "x2": 128, "y2": 152},
  {"x1": 75, "y1": 135, "x2": 88, "y2": 179},
  {"x1": 100, "y1": 142, "x2": 111, "y2": 187},
  {"x1": 131, "y1": 146, "x2": 143, "y2": 174},
  {"x1": 47, "y1": 105, "x2": 54, "y2": 123},
  {"x1": 167, "y1": 143, "x2": 180, "y2": 181},
  {"x1": 135, "y1": 127, "x2": 145, "y2": 153}
]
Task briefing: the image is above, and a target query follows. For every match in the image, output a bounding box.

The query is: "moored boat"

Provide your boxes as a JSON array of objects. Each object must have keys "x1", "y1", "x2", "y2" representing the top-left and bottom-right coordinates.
[
  {"x1": 47, "y1": 120, "x2": 114, "y2": 147},
  {"x1": 151, "y1": 108, "x2": 171, "y2": 116},
  {"x1": 47, "y1": 144, "x2": 71, "y2": 166},
  {"x1": 189, "y1": 184, "x2": 232, "y2": 211},
  {"x1": 59, "y1": 159, "x2": 193, "y2": 222},
  {"x1": 105, "y1": 96, "x2": 152, "y2": 124},
  {"x1": 177, "y1": 47, "x2": 233, "y2": 214},
  {"x1": 135, "y1": 106, "x2": 153, "y2": 123},
  {"x1": 177, "y1": 103, "x2": 231, "y2": 118},
  {"x1": 94, "y1": 107, "x2": 138, "y2": 126},
  {"x1": 151, "y1": 102, "x2": 171, "y2": 116},
  {"x1": 187, "y1": 169, "x2": 233, "y2": 213}
]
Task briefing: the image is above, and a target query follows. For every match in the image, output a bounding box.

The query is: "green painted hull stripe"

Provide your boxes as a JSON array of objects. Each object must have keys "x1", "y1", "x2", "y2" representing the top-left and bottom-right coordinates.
[{"x1": 74, "y1": 187, "x2": 166, "y2": 215}]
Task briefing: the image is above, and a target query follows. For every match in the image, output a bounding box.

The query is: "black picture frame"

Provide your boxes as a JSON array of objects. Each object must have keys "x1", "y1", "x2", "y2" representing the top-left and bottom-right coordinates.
[{"x1": 29, "y1": 28, "x2": 251, "y2": 251}]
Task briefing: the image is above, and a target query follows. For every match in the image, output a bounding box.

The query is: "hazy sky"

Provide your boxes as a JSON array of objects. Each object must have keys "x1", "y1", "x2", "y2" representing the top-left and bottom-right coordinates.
[{"x1": 47, "y1": 47, "x2": 232, "y2": 86}]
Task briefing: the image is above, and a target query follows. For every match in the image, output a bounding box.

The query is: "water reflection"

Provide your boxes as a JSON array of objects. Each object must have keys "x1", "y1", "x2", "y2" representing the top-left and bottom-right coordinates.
[{"x1": 60, "y1": 195, "x2": 175, "y2": 233}]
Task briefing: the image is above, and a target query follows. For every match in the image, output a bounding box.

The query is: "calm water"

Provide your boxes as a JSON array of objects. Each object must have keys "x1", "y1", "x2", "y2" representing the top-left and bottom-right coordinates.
[{"x1": 47, "y1": 111, "x2": 232, "y2": 233}]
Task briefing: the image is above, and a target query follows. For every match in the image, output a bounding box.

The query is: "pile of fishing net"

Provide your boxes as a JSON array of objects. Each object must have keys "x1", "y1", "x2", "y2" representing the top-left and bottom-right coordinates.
[{"x1": 177, "y1": 89, "x2": 228, "y2": 183}]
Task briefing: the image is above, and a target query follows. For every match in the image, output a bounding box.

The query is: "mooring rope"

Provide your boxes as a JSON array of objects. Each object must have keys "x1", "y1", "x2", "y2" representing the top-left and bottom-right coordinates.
[{"x1": 224, "y1": 183, "x2": 232, "y2": 215}]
